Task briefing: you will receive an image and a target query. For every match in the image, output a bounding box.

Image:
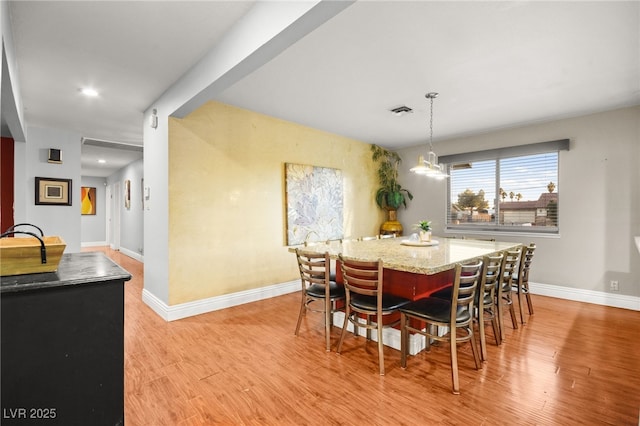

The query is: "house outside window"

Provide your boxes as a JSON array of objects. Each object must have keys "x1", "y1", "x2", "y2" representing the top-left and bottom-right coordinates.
[{"x1": 442, "y1": 140, "x2": 568, "y2": 235}]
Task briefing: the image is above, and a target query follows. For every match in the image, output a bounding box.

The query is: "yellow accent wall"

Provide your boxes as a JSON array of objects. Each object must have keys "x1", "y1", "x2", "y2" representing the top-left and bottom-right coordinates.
[{"x1": 168, "y1": 101, "x2": 382, "y2": 305}]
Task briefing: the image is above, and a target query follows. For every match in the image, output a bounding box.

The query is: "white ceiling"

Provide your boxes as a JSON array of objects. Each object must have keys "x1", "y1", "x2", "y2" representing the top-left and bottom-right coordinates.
[{"x1": 4, "y1": 1, "x2": 639, "y2": 177}]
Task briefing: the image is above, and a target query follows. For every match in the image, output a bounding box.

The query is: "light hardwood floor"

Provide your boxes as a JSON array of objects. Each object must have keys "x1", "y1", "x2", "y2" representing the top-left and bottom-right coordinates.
[{"x1": 87, "y1": 247, "x2": 640, "y2": 425}]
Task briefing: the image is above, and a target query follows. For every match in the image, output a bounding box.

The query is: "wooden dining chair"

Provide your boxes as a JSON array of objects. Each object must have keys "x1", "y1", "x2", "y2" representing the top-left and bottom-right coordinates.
[
  {"x1": 512, "y1": 243, "x2": 536, "y2": 324},
  {"x1": 476, "y1": 253, "x2": 504, "y2": 361},
  {"x1": 400, "y1": 261, "x2": 483, "y2": 394},
  {"x1": 294, "y1": 249, "x2": 345, "y2": 351},
  {"x1": 336, "y1": 255, "x2": 410, "y2": 375},
  {"x1": 497, "y1": 248, "x2": 521, "y2": 340}
]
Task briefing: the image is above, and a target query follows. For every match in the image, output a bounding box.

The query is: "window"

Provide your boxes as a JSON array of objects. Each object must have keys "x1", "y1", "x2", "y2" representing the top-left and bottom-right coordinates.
[{"x1": 442, "y1": 140, "x2": 568, "y2": 234}]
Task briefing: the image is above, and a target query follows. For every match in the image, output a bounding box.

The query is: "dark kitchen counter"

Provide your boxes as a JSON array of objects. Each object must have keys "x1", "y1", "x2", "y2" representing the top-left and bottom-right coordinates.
[
  {"x1": 1, "y1": 251, "x2": 131, "y2": 293},
  {"x1": 1, "y1": 251, "x2": 131, "y2": 425}
]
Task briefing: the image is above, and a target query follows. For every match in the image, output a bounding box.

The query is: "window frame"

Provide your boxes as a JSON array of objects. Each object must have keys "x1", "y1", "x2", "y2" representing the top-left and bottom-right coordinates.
[{"x1": 441, "y1": 139, "x2": 569, "y2": 236}]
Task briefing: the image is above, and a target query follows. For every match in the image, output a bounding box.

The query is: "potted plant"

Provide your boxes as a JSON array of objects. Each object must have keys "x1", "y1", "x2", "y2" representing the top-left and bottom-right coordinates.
[
  {"x1": 371, "y1": 144, "x2": 413, "y2": 235},
  {"x1": 414, "y1": 220, "x2": 432, "y2": 242}
]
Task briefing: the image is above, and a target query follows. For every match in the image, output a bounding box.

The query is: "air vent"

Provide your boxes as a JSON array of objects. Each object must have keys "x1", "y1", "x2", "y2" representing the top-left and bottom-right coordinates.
[
  {"x1": 81, "y1": 137, "x2": 143, "y2": 152},
  {"x1": 390, "y1": 106, "x2": 413, "y2": 116}
]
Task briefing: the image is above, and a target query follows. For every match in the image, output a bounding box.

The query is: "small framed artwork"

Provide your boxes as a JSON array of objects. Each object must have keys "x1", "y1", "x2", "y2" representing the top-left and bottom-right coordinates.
[
  {"x1": 81, "y1": 186, "x2": 97, "y2": 215},
  {"x1": 35, "y1": 177, "x2": 72, "y2": 206},
  {"x1": 124, "y1": 179, "x2": 131, "y2": 209}
]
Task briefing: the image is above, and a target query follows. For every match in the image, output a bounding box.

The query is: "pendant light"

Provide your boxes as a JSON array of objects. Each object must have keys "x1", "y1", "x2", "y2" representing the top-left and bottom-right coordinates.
[{"x1": 410, "y1": 92, "x2": 449, "y2": 179}]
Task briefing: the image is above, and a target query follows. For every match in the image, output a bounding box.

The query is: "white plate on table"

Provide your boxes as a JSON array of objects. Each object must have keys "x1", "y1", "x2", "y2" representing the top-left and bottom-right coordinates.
[{"x1": 401, "y1": 239, "x2": 439, "y2": 247}]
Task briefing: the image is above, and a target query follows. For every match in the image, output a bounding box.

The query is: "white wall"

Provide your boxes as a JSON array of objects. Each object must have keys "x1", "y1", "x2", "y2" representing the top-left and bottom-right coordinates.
[
  {"x1": 399, "y1": 106, "x2": 640, "y2": 298},
  {"x1": 1, "y1": 0, "x2": 26, "y2": 141},
  {"x1": 107, "y1": 159, "x2": 144, "y2": 258},
  {"x1": 80, "y1": 176, "x2": 107, "y2": 245},
  {"x1": 19, "y1": 126, "x2": 82, "y2": 252},
  {"x1": 143, "y1": 2, "x2": 345, "y2": 306}
]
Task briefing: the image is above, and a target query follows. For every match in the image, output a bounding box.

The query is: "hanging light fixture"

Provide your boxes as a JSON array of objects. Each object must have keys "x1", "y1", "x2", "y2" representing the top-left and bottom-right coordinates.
[{"x1": 410, "y1": 92, "x2": 449, "y2": 179}]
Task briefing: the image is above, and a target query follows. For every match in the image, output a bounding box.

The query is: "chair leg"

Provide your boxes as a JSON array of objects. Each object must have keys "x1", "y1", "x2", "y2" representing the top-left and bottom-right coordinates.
[
  {"x1": 324, "y1": 298, "x2": 331, "y2": 352},
  {"x1": 336, "y1": 305, "x2": 351, "y2": 354},
  {"x1": 377, "y1": 321, "x2": 385, "y2": 376},
  {"x1": 491, "y1": 312, "x2": 501, "y2": 346},
  {"x1": 294, "y1": 294, "x2": 307, "y2": 336},
  {"x1": 449, "y1": 327, "x2": 460, "y2": 395},
  {"x1": 400, "y1": 313, "x2": 408, "y2": 368},
  {"x1": 505, "y1": 293, "x2": 519, "y2": 330},
  {"x1": 478, "y1": 308, "x2": 487, "y2": 362},
  {"x1": 496, "y1": 296, "x2": 505, "y2": 341},
  {"x1": 516, "y1": 286, "x2": 526, "y2": 325},
  {"x1": 524, "y1": 285, "x2": 534, "y2": 315},
  {"x1": 468, "y1": 326, "x2": 481, "y2": 370},
  {"x1": 426, "y1": 324, "x2": 434, "y2": 351}
]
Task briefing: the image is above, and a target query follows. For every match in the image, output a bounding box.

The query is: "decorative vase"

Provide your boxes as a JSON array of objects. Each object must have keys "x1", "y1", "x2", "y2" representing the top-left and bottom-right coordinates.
[
  {"x1": 419, "y1": 230, "x2": 432, "y2": 242},
  {"x1": 380, "y1": 209, "x2": 403, "y2": 236}
]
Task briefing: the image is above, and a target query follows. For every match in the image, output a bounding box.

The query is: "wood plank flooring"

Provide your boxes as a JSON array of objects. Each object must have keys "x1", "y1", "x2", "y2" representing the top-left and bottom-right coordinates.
[{"x1": 87, "y1": 247, "x2": 640, "y2": 425}]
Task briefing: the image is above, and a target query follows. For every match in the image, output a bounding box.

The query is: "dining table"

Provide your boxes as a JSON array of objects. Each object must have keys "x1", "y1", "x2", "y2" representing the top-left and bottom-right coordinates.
[
  {"x1": 292, "y1": 236, "x2": 522, "y2": 354},
  {"x1": 294, "y1": 236, "x2": 522, "y2": 300}
]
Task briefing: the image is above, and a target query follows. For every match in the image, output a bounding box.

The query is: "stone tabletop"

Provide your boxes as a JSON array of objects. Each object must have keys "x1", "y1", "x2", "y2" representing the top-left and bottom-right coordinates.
[
  {"x1": 1, "y1": 252, "x2": 132, "y2": 293},
  {"x1": 292, "y1": 237, "x2": 522, "y2": 275}
]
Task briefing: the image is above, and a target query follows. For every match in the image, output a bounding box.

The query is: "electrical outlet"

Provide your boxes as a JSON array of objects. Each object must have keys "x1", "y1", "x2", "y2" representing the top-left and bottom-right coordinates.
[{"x1": 610, "y1": 280, "x2": 619, "y2": 291}]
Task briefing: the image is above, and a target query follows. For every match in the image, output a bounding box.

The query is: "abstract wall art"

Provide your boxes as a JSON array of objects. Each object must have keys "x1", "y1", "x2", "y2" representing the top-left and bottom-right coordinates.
[{"x1": 285, "y1": 163, "x2": 343, "y2": 246}]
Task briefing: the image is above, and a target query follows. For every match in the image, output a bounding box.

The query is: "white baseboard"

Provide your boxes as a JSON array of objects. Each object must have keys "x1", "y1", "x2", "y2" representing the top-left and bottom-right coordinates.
[
  {"x1": 529, "y1": 282, "x2": 640, "y2": 311},
  {"x1": 81, "y1": 241, "x2": 108, "y2": 247},
  {"x1": 141, "y1": 279, "x2": 639, "y2": 328},
  {"x1": 119, "y1": 247, "x2": 143, "y2": 263},
  {"x1": 142, "y1": 280, "x2": 300, "y2": 322}
]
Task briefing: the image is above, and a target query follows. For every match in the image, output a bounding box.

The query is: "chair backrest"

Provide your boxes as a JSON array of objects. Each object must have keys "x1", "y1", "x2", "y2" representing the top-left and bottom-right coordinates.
[
  {"x1": 338, "y1": 255, "x2": 383, "y2": 300},
  {"x1": 499, "y1": 248, "x2": 521, "y2": 292},
  {"x1": 518, "y1": 243, "x2": 536, "y2": 283},
  {"x1": 296, "y1": 249, "x2": 331, "y2": 291},
  {"x1": 478, "y1": 252, "x2": 504, "y2": 309},
  {"x1": 451, "y1": 261, "x2": 483, "y2": 316}
]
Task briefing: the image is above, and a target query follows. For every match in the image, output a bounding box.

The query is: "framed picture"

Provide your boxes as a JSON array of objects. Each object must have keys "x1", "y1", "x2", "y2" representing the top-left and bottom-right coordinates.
[
  {"x1": 81, "y1": 186, "x2": 97, "y2": 215},
  {"x1": 35, "y1": 177, "x2": 72, "y2": 206},
  {"x1": 124, "y1": 179, "x2": 131, "y2": 209},
  {"x1": 285, "y1": 163, "x2": 344, "y2": 245}
]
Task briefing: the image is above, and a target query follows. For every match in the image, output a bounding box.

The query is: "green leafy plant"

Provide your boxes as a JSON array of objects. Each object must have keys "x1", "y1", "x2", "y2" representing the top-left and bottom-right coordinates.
[
  {"x1": 415, "y1": 220, "x2": 431, "y2": 232},
  {"x1": 371, "y1": 144, "x2": 413, "y2": 210}
]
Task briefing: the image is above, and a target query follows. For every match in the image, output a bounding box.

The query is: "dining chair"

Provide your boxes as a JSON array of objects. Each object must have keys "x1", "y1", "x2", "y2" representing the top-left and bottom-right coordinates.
[
  {"x1": 476, "y1": 253, "x2": 504, "y2": 361},
  {"x1": 512, "y1": 243, "x2": 536, "y2": 324},
  {"x1": 429, "y1": 253, "x2": 504, "y2": 360},
  {"x1": 336, "y1": 255, "x2": 410, "y2": 375},
  {"x1": 400, "y1": 261, "x2": 483, "y2": 394},
  {"x1": 294, "y1": 249, "x2": 345, "y2": 351},
  {"x1": 497, "y1": 248, "x2": 521, "y2": 340}
]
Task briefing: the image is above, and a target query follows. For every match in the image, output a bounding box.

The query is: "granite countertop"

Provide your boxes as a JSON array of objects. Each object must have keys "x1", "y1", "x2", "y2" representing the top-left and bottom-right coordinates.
[
  {"x1": 1, "y1": 252, "x2": 132, "y2": 293},
  {"x1": 293, "y1": 237, "x2": 522, "y2": 275}
]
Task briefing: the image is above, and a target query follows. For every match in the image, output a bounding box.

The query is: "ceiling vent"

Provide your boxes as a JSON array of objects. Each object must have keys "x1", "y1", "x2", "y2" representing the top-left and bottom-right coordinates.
[
  {"x1": 390, "y1": 105, "x2": 413, "y2": 116},
  {"x1": 81, "y1": 137, "x2": 143, "y2": 152}
]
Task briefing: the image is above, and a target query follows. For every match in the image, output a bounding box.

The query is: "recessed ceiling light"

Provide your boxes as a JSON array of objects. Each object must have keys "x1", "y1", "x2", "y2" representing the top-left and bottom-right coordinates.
[
  {"x1": 81, "y1": 88, "x2": 99, "y2": 97},
  {"x1": 98, "y1": 159, "x2": 106, "y2": 164}
]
